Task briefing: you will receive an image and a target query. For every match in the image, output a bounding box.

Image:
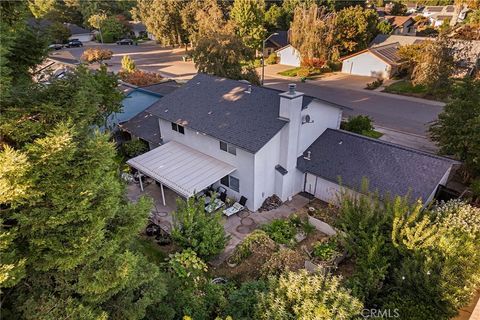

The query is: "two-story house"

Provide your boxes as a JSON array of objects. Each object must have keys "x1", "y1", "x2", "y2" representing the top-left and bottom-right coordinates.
[{"x1": 124, "y1": 73, "x2": 457, "y2": 211}]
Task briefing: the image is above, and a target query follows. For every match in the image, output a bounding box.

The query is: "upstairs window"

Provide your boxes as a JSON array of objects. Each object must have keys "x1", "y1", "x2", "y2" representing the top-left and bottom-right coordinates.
[
  {"x1": 171, "y1": 122, "x2": 185, "y2": 134},
  {"x1": 219, "y1": 141, "x2": 236, "y2": 155}
]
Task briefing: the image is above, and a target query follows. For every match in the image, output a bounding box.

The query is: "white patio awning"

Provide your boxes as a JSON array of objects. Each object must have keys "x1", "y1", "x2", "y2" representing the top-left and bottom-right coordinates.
[{"x1": 127, "y1": 141, "x2": 236, "y2": 198}]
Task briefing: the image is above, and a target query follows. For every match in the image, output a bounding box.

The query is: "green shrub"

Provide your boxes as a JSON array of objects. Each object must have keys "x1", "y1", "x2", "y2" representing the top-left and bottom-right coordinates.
[
  {"x1": 327, "y1": 60, "x2": 342, "y2": 71},
  {"x1": 365, "y1": 78, "x2": 384, "y2": 90},
  {"x1": 227, "y1": 280, "x2": 268, "y2": 320},
  {"x1": 265, "y1": 53, "x2": 278, "y2": 65},
  {"x1": 261, "y1": 219, "x2": 297, "y2": 244},
  {"x1": 122, "y1": 139, "x2": 148, "y2": 158},
  {"x1": 312, "y1": 238, "x2": 340, "y2": 261},
  {"x1": 171, "y1": 197, "x2": 228, "y2": 259},
  {"x1": 342, "y1": 115, "x2": 374, "y2": 134}
]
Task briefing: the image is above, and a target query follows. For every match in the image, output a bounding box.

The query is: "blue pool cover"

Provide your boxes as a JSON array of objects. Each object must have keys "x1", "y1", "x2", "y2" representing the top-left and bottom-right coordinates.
[{"x1": 105, "y1": 88, "x2": 162, "y2": 130}]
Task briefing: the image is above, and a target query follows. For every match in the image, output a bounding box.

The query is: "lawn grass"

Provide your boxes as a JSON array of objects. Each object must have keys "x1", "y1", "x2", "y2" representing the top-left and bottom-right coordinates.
[
  {"x1": 384, "y1": 80, "x2": 428, "y2": 95},
  {"x1": 362, "y1": 130, "x2": 383, "y2": 139},
  {"x1": 278, "y1": 67, "x2": 303, "y2": 77},
  {"x1": 278, "y1": 67, "x2": 324, "y2": 78},
  {"x1": 131, "y1": 236, "x2": 168, "y2": 265}
]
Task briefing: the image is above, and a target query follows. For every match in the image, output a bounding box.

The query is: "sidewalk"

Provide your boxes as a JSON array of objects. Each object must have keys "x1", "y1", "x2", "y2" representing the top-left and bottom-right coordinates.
[{"x1": 376, "y1": 126, "x2": 438, "y2": 153}]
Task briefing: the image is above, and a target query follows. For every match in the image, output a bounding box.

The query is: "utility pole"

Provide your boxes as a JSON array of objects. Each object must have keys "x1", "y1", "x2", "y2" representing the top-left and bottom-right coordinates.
[{"x1": 261, "y1": 32, "x2": 278, "y2": 86}]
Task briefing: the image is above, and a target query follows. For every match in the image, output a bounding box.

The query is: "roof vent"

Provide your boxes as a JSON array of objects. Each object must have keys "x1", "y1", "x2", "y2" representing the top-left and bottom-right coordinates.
[
  {"x1": 303, "y1": 150, "x2": 311, "y2": 161},
  {"x1": 245, "y1": 85, "x2": 252, "y2": 94},
  {"x1": 288, "y1": 83, "x2": 296, "y2": 95},
  {"x1": 339, "y1": 140, "x2": 343, "y2": 145}
]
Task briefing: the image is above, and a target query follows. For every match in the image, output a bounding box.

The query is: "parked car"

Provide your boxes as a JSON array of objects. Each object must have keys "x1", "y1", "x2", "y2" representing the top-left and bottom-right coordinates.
[
  {"x1": 116, "y1": 38, "x2": 134, "y2": 45},
  {"x1": 48, "y1": 44, "x2": 63, "y2": 50},
  {"x1": 65, "y1": 40, "x2": 83, "y2": 48}
]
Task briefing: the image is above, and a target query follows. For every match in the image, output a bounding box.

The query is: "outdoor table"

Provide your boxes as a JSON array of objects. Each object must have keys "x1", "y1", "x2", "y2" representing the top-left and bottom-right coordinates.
[{"x1": 205, "y1": 198, "x2": 224, "y2": 213}]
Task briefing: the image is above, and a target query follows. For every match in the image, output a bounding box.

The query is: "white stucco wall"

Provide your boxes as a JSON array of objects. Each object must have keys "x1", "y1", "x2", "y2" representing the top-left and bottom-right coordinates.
[
  {"x1": 298, "y1": 101, "x2": 342, "y2": 154},
  {"x1": 304, "y1": 173, "x2": 361, "y2": 205},
  {"x1": 253, "y1": 98, "x2": 343, "y2": 210},
  {"x1": 341, "y1": 52, "x2": 392, "y2": 79},
  {"x1": 277, "y1": 45, "x2": 301, "y2": 67},
  {"x1": 158, "y1": 118, "x2": 256, "y2": 210}
]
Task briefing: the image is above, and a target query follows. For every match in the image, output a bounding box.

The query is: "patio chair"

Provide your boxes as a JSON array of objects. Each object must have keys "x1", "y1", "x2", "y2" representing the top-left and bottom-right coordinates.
[
  {"x1": 223, "y1": 196, "x2": 248, "y2": 217},
  {"x1": 218, "y1": 192, "x2": 227, "y2": 202}
]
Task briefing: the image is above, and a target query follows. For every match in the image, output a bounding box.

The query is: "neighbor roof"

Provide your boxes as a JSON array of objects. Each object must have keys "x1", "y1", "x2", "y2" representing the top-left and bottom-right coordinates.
[
  {"x1": 370, "y1": 34, "x2": 432, "y2": 47},
  {"x1": 265, "y1": 31, "x2": 289, "y2": 48},
  {"x1": 64, "y1": 23, "x2": 91, "y2": 35},
  {"x1": 146, "y1": 73, "x2": 337, "y2": 153},
  {"x1": 297, "y1": 129, "x2": 458, "y2": 202},
  {"x1": 340, "y1": 43, "x2": 402, "y2": 65},
  {"x1": 140, "y1": 80, "x2": 182, "y2": 95},
  {"x1": 385, "y1": 16, "x2": 415, "y2": 28},
  {"x1": 120, "y1": 111, "x2": 162, "y2": 145}
]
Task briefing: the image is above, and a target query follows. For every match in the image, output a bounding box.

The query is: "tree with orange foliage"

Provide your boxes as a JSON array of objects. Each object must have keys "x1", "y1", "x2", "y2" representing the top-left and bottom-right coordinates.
[{"x1": 81, "y1": 48, "x2": 113, "y2": 64}]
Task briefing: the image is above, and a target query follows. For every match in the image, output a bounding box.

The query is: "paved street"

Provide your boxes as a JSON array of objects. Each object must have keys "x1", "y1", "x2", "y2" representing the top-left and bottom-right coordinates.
[{"x1": 59, "y1": 42, "x2": 443, "y2": 138}]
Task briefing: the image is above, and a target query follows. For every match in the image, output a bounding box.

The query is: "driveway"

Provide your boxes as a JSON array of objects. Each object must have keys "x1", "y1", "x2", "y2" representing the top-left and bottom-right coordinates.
[{"x1": 64, "y1": 41, "x2": 197, "y2": 79}]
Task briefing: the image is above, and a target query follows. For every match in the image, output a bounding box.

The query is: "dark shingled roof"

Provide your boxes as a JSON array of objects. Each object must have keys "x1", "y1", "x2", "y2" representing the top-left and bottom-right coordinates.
[
  {"x1": 64, "y1": 23, "x2": 91, "y2": 35},
  {"x1": 120, "y1": 111, "x2": 162, "y2": 145},
  {"x1": 297, "y1": 129, "x2": 457, "y2": 202},
  {"x1": 266, "y1": 31, "x2": 289, "y2": 49},
  {"x1": 147, "y1": 73, "x2": 327, "y2": 153},
  {"x1": 140, "y1": 80, "x2": 182, "y2": 96}
]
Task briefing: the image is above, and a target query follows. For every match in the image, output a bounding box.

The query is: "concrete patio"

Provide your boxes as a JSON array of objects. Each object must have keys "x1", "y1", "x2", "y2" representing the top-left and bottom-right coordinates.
[{"x1": 127, "y1": 181, "x2": 311, "y2": 266}]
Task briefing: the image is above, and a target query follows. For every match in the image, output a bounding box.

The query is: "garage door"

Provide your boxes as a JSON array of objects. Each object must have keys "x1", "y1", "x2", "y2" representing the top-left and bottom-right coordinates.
[{"x1": 304, "y1": 173, "x2": 342, "y2": 204}]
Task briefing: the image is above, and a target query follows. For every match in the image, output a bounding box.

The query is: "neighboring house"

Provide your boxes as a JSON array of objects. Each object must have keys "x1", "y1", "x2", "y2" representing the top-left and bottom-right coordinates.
[
  {"x1": 370, "y1": 34, "x2": 430, "y2": 47},
  {"x1": 421, "y1": 5, "x2": 461, "y2": 27},
  {"x1": 384, "y1": 16, "x2": 417, "y2": 35},
  {"x1": 64, "y1": 23, "x2": 93, "y2": 42},
  {"x1": 123, "y1": 73, "x2": 456, "y2": 211},
  {"x1": 276, "y1": 44, "x2": 302, "y2": 67},
  {"x1": 263, "y1": 31, "x2": 289, "y2": 57},
  {"x1": 109, "y1": 80, "x2": 181, "y2": 138},
  {"x1": 129, "y1": 21, "x2": 156, "y2": 40},
  {"x1": 340, "y1": 43, "x2": 402, "y2": 79}
]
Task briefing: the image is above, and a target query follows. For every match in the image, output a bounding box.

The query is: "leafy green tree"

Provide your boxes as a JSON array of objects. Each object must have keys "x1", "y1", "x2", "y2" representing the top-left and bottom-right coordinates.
[
  {"x1": 3, "y1": 124, "x2": 165, "y2": 319},
  {"x1": 342, "y1": 115, "x2": 375, "y2": 135},
  {"x1": 99, "y1": 15, "x2": 130, "y2": 43},
  {"x1": 255, "y1": 270, "x2": 363, "y2": 319},
  {"x1": 290, "y1": 4, "x2": 338, "y2": 62},
  {"x1": 377, "y1": 19, "x2": 393, "y2": 34},
  {"x1": 388, "y1": 1, "x2": 407, "y2": 15},
  {"x1": 171, "y1": 197, "x2": 228, "y2": 259},
  {"x1": 230, "y1": 0, "x2": 266, "y2": 50},
  {"x1": 336, "y1": 6, "x2": 379, "y2": 56},
  {"x1": 192, "y1": 24, "x2": 260, "y2": 85},
  {"x1": 46, "y1": 21, "x2": 71, "y2": 43},
  {"x1": 467, "y1": 9, "x2": 480, "y2": 26},
  {"x1": 180, "y1": 0, "x2": 225, "y2": 46},
  {"x1": 429, "y1": 78, "x2": 480, "y2": 176},
  {"x1": 1, "y1": 7, "x2": 168, "y2": 315},
  {"x1": 133, "y1": 0, "x2": 185, "y2": 46},
  {"x1": 410, "y1": 36, "x2": 455, "y2": 93},
  {"x1": 264, "y1": 4, "x2": 283, "y2": 31}
]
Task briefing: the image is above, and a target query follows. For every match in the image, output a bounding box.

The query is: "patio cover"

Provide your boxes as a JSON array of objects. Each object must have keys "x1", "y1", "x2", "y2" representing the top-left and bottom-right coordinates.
[{"x1": 127, "y1": 141, "x2": 236, "y2": 198}]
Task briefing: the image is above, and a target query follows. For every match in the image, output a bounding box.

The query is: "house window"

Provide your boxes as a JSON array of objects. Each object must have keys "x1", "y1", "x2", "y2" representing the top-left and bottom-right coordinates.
[
  {"x1": 221, "y1": 175, "x2": 240, "y2": 192},
  {"x1": 219, "y1": 141, "x2": 236, "y2": 155},
  {"x1": 171, "y1": 122, "x2": 185, "y2": 134}
]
